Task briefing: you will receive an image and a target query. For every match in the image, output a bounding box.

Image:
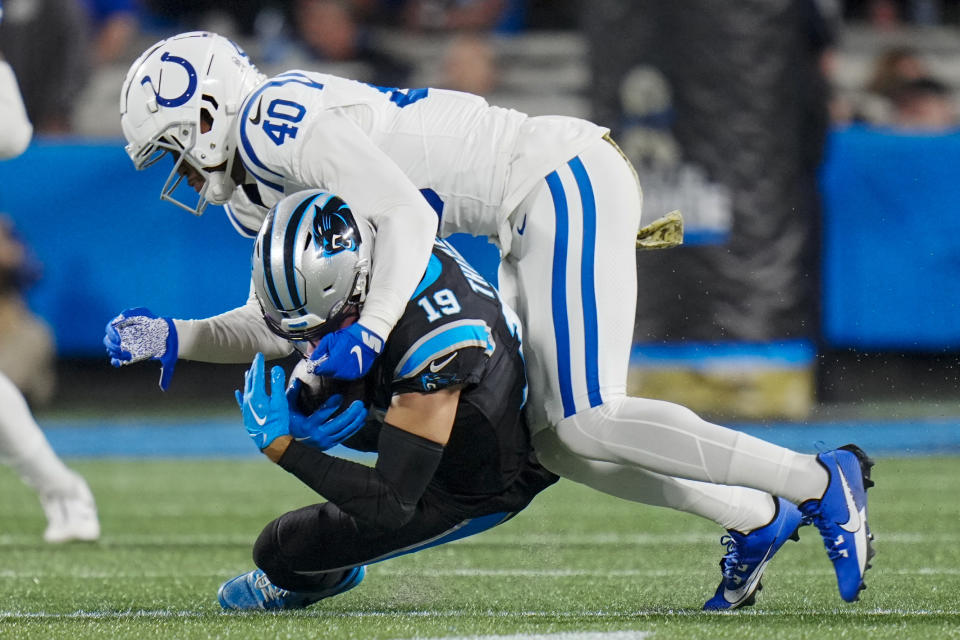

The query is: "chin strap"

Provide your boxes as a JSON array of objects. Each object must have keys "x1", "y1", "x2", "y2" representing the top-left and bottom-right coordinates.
[{"x1": 204, "y1": 168, "x2": 236, "y2": 205}]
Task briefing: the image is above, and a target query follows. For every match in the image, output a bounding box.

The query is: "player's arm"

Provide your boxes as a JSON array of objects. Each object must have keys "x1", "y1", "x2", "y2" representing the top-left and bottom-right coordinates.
[
  {"x1": 174, "y1": 279, "x2": 293, "y2": 362},
  {"x1": 0, "y1": 58, "x2": 33, "y2": 160},
  {"x1": 294, "y1": 112, "x2": 438, "y2": 377},
  {"x1": 105, "y1": 281, "x2": 293, "y2": 390},
  {"x1": 265, "y1": 387, "x2": 459, "y2": 530}
]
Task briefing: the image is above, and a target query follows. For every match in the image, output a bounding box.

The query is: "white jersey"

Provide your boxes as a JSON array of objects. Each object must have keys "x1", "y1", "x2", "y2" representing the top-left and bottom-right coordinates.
[
  {"x1": 226, "y1": 71, "x2": 605, "y2": 241},
  {"x1": 0, "y1": 61, "x2": 32, "y2": 160},
  {"x1": 178, "y1": 70, "x2": 607, "y2": 361}
]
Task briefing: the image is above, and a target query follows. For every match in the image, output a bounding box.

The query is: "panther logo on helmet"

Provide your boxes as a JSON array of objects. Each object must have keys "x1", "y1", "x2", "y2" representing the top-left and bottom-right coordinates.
[{"x1": 313, "y1": 196, "x2": 361, "y2": 256}]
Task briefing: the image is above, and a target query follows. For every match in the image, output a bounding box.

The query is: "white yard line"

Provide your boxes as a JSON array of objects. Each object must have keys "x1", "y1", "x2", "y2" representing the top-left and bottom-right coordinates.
[
  {"x1": 392, "y1": 634, "x2": 651, "y2": 640},
  {"x1": 1, "y1": 608, "x2": 959, "y2": 620},
  {"x1": 0, "y1": 567, "x2": 958, "y2": 579},
  {"x1": 0, "y1": 531, "x2": 950, "y2": 546}
]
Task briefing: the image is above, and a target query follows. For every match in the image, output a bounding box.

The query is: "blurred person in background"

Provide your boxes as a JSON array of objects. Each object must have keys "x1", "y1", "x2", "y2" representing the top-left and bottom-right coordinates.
[
  {"x1": 854, "y1": 46, "x2": 932, "y2": 124},
  {"x1": 80, "y1": 0, "x2": 139, "y2": 66},
  {"x1": 0, "y1": 215, "x2": 56, "y2": 407},
  {"x1": 288, "y1": 0, "x2": 411, "y2": 87},
  {"x1": 842, "y1": 0, "x2": 960, "y2": 26},
  {"x1": 0, "y1": 0, "x2": 91, "y2": 134},
  {"x1": 867, "y1": 46, "x2": 930, "y2": 99},
  {"x1": 436, "y1": 32, "x2": 498, "y2": 95},
  {"x1": 380, "y1": 0, "x2": 525, "y2": 33},
  {"x1": 138, "y1": 0, "x2": 265, "y2": 36},
  {"x1": 889, "y1": 75, "x2": 958, "y2": 130},
  {"x1": 0, "y1": 9, "x2": 99, "y2": 542}
]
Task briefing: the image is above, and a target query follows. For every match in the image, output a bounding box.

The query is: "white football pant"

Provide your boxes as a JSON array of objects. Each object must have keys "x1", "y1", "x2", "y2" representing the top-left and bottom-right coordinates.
[
  {"x1": 0, "y1": 371, "x2": 78, "y2": 496},
  {"x1": 499, "y1": 136, "x2": 826, "y2": 531}
]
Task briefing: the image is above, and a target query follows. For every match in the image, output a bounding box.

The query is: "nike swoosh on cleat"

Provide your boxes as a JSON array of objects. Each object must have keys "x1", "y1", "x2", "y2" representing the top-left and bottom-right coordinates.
[
  {"x1": 350, "y1": 345, "x2": 363, "y2": 372},
  {"x1": 429, "y1": 352, "x2": 458, "y2": 372},
  {"x1": 722, "y1": 553, "x2": 773, "y2": 603},
  {"x1": 838, "y1": 469, "x2": 862, "y2": 533}
]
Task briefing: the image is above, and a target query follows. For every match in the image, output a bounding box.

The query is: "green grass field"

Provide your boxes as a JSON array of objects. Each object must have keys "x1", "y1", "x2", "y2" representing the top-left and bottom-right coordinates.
[{"x1": 2, "y1": 455, "x2": 959, "y2": 639}]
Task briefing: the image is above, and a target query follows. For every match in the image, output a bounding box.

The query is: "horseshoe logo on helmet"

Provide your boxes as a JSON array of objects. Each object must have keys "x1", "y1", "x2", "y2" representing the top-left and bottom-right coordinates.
[{"x1": 141, "y1": 51, "x2": 198, "y2": 108}]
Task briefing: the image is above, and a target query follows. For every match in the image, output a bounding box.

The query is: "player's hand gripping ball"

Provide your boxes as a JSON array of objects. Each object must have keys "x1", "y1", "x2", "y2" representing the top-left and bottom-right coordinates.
[
  {"x1": 287, "y1": 358, "x2": 369, "y2": 415},
  {"x1": 284, "y1": 359, "x2": 370, "y2": 450}
]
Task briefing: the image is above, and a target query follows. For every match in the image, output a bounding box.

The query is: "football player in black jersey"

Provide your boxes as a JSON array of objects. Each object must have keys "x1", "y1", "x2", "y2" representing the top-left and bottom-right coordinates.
[{"x1": 218, "y1": 189, "x2": 558, "y2": 610}]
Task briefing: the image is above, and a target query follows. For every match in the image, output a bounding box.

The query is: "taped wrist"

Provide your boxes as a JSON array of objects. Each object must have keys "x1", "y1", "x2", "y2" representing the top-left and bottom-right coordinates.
[{"x1": 278, "y1": 422, "x2": 443, "y2": 529}]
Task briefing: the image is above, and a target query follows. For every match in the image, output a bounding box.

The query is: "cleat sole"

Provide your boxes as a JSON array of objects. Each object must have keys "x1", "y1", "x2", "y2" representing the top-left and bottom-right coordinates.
[{"x1": 839, "y1": 443, "x2": 876, "y2": 489}]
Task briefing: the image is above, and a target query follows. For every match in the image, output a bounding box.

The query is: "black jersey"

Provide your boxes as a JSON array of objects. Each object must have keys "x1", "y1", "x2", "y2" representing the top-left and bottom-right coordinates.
[{"x1": 364, "y1": 239, "x2": 555, "y2": 503}]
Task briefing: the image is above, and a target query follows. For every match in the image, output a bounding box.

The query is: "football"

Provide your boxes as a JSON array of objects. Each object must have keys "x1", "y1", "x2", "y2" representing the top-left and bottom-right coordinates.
[{"x1": 291, "y1": 361, "x2": 370, "y2": 417}]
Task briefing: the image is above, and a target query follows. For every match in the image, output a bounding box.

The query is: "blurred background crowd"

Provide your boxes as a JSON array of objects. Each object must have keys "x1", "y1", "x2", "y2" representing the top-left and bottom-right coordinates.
[
  {"x1": 2, "y1": 0, "x2": 960, "y2": 422},
  {"x1": 2, "y1": 0, "x2": 960, "y2": 137}
]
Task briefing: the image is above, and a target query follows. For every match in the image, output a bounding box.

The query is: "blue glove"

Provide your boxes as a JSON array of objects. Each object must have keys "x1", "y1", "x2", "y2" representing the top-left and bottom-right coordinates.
[
  {"x1": 104, "y1": 307, "x2": 178, "y2": 391},
  {"x1": 285, "y1": 379, "x2": 368, "y2": 451},
  {"x1": 308, "y1": 322, "x2": 383, "y2": 380},
  {"x1": 235, "y1": 352, "x2": 289, "y2": 451}
]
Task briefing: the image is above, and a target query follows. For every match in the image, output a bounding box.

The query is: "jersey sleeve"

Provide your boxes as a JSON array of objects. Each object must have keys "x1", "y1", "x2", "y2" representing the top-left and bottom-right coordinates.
[
  {"x1": 294, "y1": 110, "x2": 438, "y2": 341},
  {"x1": 389, "y1": 317, "x2": 494, "y2": 395},
  {"x1": 0, "y1": 61, "x2": 32, "y2": 160},
  {"x1": 223, "y1": 184, "x2": 268, "y2": 238},
  {"x1": 173, "y1": 280, "x2": 293, "y2": 362}
]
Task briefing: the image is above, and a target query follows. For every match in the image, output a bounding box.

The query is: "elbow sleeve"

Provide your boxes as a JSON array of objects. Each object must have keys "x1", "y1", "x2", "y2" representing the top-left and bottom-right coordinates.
[{"x1": 368, "y1": 424, "x2": 444, "y2": 527}]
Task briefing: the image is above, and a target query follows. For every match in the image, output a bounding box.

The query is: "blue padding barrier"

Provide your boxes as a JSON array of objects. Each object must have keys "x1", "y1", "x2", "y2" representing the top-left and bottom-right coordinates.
[
  {"x1": 0, "y1": 141, "x2": 499, "y2": 355},
  {"x1": 0, "y1": 142, "x2": 252, "y2": 355},
  {"x1": 39, "y1": 416, "x2": 960, "y2": 458},
  {"x1": 631, "y1": 340, "x2": 815, "y2": 368},
  {"x1": 820, "y1": 125, "x2": 960, "y2": 349}
]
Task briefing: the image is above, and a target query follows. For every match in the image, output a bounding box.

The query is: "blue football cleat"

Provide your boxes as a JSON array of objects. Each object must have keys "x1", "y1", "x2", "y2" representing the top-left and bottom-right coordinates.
[
  {"x1": 703, "y1": 497, "x2": 805, "y2": 611},
  {"x1": 217, "y1": 566, "x2": 365, "y2": 611},
  {"x1": 800, "y1": 444, "x2": 875, "y2": 602}
]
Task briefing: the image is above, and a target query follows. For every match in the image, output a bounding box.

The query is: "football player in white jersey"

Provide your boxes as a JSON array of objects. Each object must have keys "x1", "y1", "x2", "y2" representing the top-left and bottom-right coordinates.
[
  {"x1": 0, "y1": 13, "x2": 100, "y2": 542},
  {"x1": 107, "y1": 31, "x2": 874, "y2": 608}
]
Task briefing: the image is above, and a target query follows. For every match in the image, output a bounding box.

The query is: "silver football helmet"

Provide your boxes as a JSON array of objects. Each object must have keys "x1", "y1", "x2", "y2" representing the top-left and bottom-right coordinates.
[
  {"x1": 253, "y1": 190, "x2": 373, "y2": 343},
  {"x1": 120, "y1": 31, "x2": 265, "y2": 215}
]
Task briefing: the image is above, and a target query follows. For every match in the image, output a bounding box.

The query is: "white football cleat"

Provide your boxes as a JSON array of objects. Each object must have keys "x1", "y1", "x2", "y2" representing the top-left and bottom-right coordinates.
[{"x1": 40, "y1": 473, "x2": 100, "y2": 543}]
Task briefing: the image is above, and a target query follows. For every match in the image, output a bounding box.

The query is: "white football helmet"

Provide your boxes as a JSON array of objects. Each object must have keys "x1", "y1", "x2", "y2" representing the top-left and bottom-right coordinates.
[
  {"x1": 120, "y1": 31, "x2": 265, "y2": 215},
  {"x1": 253, "y1": 190, "x2": 373, "y2": 343}
]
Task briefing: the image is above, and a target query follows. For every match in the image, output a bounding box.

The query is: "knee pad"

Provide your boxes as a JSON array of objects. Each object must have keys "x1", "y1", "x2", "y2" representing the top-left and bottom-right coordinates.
[
  {"x1": 552, "y1": 403, "x2": 618, "y2": 461},
  {"x1": 531, "y1": 430, "x2": 576, "y2": 477}
]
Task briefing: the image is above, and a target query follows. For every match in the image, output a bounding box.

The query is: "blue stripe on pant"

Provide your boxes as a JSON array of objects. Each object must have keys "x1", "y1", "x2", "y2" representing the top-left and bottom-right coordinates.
[
  {"x1": 568, "y1": 157, "x2": 602, "y2": 409},
  {"x1": 545, "y1": 160, "x2": 603, "y2": 419},
  {"x1": 545, "y1": 170, "x2": 575, "y2": 417},
  {"x1": 373, "y1": 511, "x2": 516, "y2": 564}
]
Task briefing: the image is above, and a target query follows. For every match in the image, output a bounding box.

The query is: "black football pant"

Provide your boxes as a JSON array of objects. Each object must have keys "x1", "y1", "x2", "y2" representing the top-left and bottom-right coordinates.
[{"x1": 253, "y1": 497, "x2": 515, "y2": 592}]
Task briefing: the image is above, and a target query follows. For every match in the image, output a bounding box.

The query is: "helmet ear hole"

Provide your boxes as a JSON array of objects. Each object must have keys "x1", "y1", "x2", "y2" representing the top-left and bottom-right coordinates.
[{"x1": 200, "y1": 107, "x2": 214, "y2": 133}]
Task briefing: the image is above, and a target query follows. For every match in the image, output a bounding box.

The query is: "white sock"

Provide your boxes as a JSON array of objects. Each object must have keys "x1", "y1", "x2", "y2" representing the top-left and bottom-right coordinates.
[
  {"x1": 553, "y1": 396, "x2": 829, "y2": 506},
  {"x1": 0, "y1": 372, "x2": 77, "y2": 495},
  {"x1": 533, "y1": 429, "x2": 777, "y2": 532}
]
